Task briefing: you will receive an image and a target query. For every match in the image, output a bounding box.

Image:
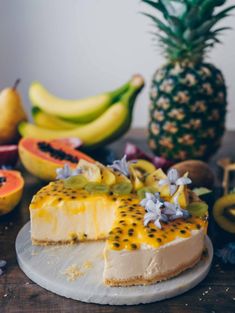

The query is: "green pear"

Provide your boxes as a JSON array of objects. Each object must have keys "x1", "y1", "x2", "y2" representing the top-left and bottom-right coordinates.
[{"x1": 0, "y1": 79, "x2": 27, "y2": 144}]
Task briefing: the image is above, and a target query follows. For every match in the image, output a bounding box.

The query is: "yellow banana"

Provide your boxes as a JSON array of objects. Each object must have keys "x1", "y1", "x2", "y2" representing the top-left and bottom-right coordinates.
[
  {"x1": 32, "y1": 107, "x2": 78, "y2": 130},
  {"x1": 29, "y1": 79, "x2": 130, "y2": 123},
  {"x1": 20, "y1": 75, "x2": 145, "y2": 148}
]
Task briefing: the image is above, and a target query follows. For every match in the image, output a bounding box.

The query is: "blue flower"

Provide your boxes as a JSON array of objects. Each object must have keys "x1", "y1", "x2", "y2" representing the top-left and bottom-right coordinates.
[
  {"x1": 140, "y1": 193, "x2": 190, "y2": 229},
  {"x1": 216, "y1": 242, "x2": 235, "y2": 264},
  {"x1": 56, "y1": 164, "x2": 82, "y2": 180},
  {"x1": 163, "y1": 197, "x2": 190, "y2": 221},
  {"x1": 108, "y1": 155, "x2": 136, "y2": 177},
  {"x1": 141, "y1": 193, "x2": 165, "y2": 229},
  {"x1": 159, "y1": 168, "x2": 192, "y2": 195}
]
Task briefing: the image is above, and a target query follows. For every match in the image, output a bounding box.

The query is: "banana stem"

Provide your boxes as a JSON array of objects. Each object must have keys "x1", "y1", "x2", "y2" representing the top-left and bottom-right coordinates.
[
  {"x1": 13, "y1": 79, "x2": 21, "y2": 90},
  {"x1": 121, "y1": 75, "x2": 145, "y2": 106},
  {"x1": 109, "y1": 80, "x2": 131, "y2": 102}
]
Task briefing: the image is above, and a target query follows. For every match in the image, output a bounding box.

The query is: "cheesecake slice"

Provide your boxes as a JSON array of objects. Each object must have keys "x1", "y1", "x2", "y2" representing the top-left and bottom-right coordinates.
[{"x1": 30, "y1": 162, "x2": 208, "y2": 286}]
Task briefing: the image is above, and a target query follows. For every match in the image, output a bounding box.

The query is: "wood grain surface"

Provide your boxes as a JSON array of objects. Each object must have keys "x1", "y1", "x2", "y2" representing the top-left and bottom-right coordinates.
[{"x1": 0, "y1": 129, "x2": 235, "y2": 313}]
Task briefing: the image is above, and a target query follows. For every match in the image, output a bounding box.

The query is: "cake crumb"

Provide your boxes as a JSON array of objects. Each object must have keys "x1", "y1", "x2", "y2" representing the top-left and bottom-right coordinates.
[
  {"x1": 83, "y1": 260, "x2": 92, "y2": 269},
  {"x1": 63, "y1": 264, "x2": 84, "y2": 281}
]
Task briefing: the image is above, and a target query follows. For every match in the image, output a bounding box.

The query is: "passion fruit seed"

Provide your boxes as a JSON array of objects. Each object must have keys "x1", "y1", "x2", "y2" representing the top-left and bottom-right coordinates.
[
  {"x1": 111, "y1": 182, "x2": 132, "y2": 195},
  {"x1": 187, "y1": 202, "x2": 208, "y2": 217},
  {"x1": 64, "y1": 175, "x2": 88, "y2": 189},
  {"x1": 85, "y1": 182, "x2": 110, "y2": 194},
  {"x1": 137, "y1": 186, "x2": 158, "y2": 199}
]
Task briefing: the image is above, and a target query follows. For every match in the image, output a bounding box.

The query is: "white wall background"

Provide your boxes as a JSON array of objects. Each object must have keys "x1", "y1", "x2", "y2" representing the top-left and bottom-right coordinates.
[{"x1": 0, "y1": 0, "x2": 235, "y2": 129}]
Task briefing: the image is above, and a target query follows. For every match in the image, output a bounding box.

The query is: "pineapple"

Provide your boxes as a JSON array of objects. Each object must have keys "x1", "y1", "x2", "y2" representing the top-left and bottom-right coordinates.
[{"x1": 143, "y1": 0, "x2": 235, "y2": 161}]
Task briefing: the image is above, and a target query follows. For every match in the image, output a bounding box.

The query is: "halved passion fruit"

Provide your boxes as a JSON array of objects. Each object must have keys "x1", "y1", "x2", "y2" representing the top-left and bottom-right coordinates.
[{"x1": 213, "y1": 194, "x2": 235, "y2": 234}]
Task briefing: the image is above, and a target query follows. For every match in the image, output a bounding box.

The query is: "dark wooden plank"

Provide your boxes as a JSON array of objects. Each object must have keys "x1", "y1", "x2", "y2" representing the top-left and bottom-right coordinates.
[{"x1": 0, "y1": 129, "x2": 235, "y2": 313}]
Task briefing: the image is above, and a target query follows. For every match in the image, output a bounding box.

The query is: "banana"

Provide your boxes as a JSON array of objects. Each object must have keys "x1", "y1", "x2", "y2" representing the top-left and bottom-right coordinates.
[
  {"x1": 29, "y1": 79, "x2": 130, "y2": 123},
  {"x1": 32, "y1": 107, "x2": 78, "y2": 130},
  {"x1": 19, "y1": 75, "x2": 145, "y2": 148}
]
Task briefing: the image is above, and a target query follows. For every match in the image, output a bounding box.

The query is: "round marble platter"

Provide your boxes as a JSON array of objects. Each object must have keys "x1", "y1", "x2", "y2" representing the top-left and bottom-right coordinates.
[{"x1": 16, "y1": 222, "x2": 213, "y2": 306}]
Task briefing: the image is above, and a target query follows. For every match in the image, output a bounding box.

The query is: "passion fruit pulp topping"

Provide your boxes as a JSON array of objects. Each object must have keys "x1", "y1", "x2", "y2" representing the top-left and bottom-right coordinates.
[{"x1": 31, "y1": 180, "x2": 208, "y2": 251}]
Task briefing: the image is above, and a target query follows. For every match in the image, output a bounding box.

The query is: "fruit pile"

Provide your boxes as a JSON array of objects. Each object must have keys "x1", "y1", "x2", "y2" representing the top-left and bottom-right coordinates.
[
  {"x1": 48, "y1": 157, "x2": 208, "y2": 219},
  {"x1": 19, "y1": 75, "x2": 145, "y2": 149}
]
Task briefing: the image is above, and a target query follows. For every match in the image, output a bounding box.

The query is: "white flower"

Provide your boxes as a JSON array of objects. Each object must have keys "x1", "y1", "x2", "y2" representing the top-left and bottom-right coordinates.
[
  {"x1": 143, "y1": 198, "x2": 164, "y2": 229},
  {"x1": 108, "y1": 155, "x2": 135, "y2": 177},
  {"x1": 141, "y1": 192, "x2": 190, "y2": 229},
  {"x1": 56, "y1": 164, "x2": 82, "y2": 180},
  {"x1": 158, "y1": 168, "x2": 192, "y2": 195},
  {"x1": 163, "y1": 197, "x2": 190, "y2": 221},
  {"x1": 141, "y1": 193, "x2": 166, "y2": 229}
]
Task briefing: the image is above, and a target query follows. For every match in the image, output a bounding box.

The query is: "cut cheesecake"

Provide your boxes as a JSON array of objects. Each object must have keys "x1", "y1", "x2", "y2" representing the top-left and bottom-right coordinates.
[{"x1": 30, "y1": 178, "x2": 208, "y2": 286}]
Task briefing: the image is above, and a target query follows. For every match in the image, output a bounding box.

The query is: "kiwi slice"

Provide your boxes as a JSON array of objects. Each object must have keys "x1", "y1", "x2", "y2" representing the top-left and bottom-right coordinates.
[
  {"x1": 111, "y1": 182, "x2": 132, "y2": 195},
  {"x1": 213, "y1": 194, "x2": 235, "y2": 234},
  {"x1": 130, "y1": 160, "x2": 156, "y2": 177},
  {"x1": 137, "y1": 187, "x2": 158, "y2": 199},
  {"x1": 187, "y1": 202, "x2": 208, "y2": 217},
  {"x1": 64, "y1": 175, "x2": 88, "y2": 189},
  {"x1": 85, "y1": 182, "x2": 110, "y2": 194}
]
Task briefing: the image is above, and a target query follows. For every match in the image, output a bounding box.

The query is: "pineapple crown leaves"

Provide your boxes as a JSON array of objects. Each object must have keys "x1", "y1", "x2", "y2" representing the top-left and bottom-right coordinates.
[{"x1": 142, "y1": 0, "x2": 235, "y2": 62}]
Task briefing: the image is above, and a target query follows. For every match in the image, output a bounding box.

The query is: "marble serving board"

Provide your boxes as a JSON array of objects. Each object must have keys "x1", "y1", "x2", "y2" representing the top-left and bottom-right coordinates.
[{"x1": 16, "y1": 222, "x2": 213, "y2": 305}]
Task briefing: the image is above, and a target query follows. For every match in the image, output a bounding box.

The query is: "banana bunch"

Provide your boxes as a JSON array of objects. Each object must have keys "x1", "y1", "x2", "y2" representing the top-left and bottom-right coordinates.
[{"x1": 19, "y1": 75, "x2": 144, "y2": 149}]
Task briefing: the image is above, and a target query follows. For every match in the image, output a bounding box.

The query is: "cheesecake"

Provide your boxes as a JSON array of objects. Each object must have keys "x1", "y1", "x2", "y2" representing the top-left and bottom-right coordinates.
[{"x1": 29, "y1": 157, "x2": 208, "y2": 286}]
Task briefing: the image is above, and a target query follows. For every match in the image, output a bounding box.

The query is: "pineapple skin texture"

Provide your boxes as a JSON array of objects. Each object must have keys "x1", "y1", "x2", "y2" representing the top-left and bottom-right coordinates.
[{"x1": 148, "y1": 62, "x2": 227, "y2": 161}]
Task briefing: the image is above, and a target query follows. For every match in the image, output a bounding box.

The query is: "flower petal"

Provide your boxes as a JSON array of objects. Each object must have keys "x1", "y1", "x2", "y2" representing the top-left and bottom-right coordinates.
[
  {"x1": 167, "y1": 168, "x2": 179, "y2": 183},
  {"x1": 158, "y1": 178, "x2": 169, "y2": 186},
  {"x1": 164, "y1": 201, "x2": 175, "y2": 211},
  {"x1": 170, "y1": 184, "x2": 178, "y2": 195},
  {"x1": 154, "y1": 218, "x2": 162, "y2": 229},
  {"x1": 144, "y1": 212, "x2": 156, "y2": 226},
  {"x1": 176, "y1": 177, "x2": 192, "y2": 186}
]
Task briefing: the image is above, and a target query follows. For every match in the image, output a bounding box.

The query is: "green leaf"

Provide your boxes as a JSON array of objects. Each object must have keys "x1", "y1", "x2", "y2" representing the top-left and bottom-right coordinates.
[
  {"x1": 192, "y1": 187, "x2": 212, "y2": 196},
  {"x1": 141, "y1": 0, "x2": 168, "y2": 16},
  {"x1": 187, "y1": 202, "x2": 208, "y2": 217},
  {"x1": 168, "y1": 15, "x2": 184, "y2": 36},
  {"x1": 215, "y1": 0, "x2": 226, "y2": 7},
  {"x1": 200, "y1": 0, "x2": 216, "y2": 19},
  {"x1": 214, "y1": 5, "x2": 235, "y2": 20},
  {"x1": 184, "y1": 6, "x2": 200, "y2": 28},
  {"x1": 151, "y1": 32, "x2": 180, "y2": 48},
  {"x1": 142, "y1": 13, "x2": 181, "y2": 42}
]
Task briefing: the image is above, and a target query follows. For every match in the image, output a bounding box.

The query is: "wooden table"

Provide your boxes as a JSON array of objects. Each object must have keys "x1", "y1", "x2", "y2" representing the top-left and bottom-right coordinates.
[{"x1": 1, "y1": 129, "x2": 235, "y2": 313}]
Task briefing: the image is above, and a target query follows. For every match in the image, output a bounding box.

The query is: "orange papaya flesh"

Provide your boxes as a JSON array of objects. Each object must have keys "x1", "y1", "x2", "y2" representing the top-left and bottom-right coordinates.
[
  {"x1": 19, "y1": 138, "x2": 95, "y2": 181},
  {"x1": 0, "y1": 170, "x2": 24, "y2": 215}
]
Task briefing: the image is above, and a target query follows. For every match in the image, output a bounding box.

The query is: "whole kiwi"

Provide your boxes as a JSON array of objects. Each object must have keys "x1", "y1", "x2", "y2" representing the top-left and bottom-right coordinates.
[{"x1": 172, "y1": 160, "x2": 214, "y2": 189}]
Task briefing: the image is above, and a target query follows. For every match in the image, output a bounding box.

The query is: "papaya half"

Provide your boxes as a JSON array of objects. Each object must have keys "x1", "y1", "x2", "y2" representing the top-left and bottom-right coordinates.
[
  {"x1": 19, "y1": 138, "x2": 95, "y2": 181},
  {"x1": 0, "y1": 170, "x2": 24, "y2": 215}
]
